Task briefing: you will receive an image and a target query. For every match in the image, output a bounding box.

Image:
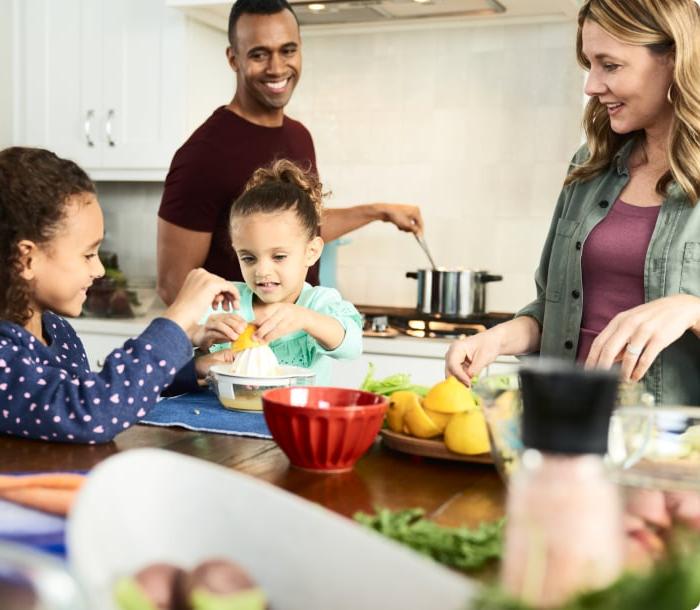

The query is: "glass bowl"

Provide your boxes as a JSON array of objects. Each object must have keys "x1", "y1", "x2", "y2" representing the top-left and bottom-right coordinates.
[
  {"x1": 208, "y1": 364, "x2": 316, "y2": 412},
  {"x1": 474, "y1": 371, "x2": 655, "y2": 484}
]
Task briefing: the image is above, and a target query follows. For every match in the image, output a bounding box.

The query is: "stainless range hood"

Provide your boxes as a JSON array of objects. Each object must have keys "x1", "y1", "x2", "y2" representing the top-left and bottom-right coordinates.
[
  {"x1": 292, "y1": 0, "x2": 504, "y2": 25},
  {"x1": 167, "y1": 0, "x2": 579, "y2": 28}
]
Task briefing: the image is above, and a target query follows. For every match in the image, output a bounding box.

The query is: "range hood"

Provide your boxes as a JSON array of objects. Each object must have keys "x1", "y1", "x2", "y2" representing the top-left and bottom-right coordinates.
[{"x1": 167, "y1": 0, "x2": 580, "y2": 28}]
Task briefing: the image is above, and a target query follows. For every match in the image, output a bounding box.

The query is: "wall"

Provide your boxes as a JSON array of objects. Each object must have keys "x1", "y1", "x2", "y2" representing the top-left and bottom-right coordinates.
[
  {"x1": 100, "y1": 19, "x2": 584, "y2": 313},
  {"x1": 0, "y1": 0, "x2": 14, "y2": 147}
]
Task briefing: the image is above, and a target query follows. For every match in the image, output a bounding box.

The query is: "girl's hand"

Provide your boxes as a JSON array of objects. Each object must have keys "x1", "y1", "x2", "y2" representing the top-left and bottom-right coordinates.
[
  {"x1": 164, "y1": 269, "x2": 240, "y2": 340},
  {"x1": 445, "y1": 330, "x2": 502, "y2": 386},
  {"x1": 585, "y1": 295, "x2": 700, "y2": 381},
  {"x1": 194, "y1": 349, "x2": 233, "y2": 381},
  {"x1": 192, "y1": 313, "x2": 248, "y2": 351},
  {"x1": 253, "y1": 303, "x2": 310, "y2": 343}
]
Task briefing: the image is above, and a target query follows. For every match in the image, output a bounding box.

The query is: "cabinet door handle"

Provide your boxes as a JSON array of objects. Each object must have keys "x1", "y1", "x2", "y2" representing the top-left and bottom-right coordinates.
[
  {"x1": 105, "y1": 109, "x2": 116, "y2": 147},
  {"x1": 84, "y1": 110, "x2": 95, "y2": 147}
]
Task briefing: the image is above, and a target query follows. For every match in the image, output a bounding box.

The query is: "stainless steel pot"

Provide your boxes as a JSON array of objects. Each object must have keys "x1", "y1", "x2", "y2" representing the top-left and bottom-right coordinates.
[{"x1": 406, "y1": 269, "x2": 503, "y2": 317}]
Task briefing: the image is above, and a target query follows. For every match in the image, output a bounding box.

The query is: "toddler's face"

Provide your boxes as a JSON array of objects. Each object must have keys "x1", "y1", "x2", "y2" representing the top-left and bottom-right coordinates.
[
  {"x1": 231, "y1": 209, "x2": 322, "y2": 305},
  {"x1": 27, "y1": 193, "x2": 105, "y2": 318}
]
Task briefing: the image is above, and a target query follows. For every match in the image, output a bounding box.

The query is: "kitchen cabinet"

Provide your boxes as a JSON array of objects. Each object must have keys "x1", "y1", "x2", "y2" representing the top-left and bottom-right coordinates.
[{"x1": 14, "y1": 0, "x2": 228, "y2": 180}]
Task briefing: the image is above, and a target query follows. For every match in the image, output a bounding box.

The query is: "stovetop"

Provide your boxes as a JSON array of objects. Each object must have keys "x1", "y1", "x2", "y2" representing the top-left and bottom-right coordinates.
[{"x1": 357, "y1": 305, "x2": 513, "y2": 340}]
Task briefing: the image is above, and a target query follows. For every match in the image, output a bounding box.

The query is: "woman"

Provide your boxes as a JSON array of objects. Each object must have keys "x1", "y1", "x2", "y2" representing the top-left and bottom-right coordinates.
[{"x1": 446, "y1": 0, "x2": 700, "y2": 405}]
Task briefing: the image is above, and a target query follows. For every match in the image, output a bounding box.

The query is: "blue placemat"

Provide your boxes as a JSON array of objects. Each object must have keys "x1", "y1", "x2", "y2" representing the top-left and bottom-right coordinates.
[
  {"x1": 140, "y1": 391, "x2": 272, "y2": 439},
  {"x1": 0, "y1": 499, "x2": 66, "y2": 557}
]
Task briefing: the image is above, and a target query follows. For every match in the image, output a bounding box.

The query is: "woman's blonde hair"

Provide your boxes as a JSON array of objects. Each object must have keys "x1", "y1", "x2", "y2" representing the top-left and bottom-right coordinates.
[
  {"x1": 231, "y1": 159, "x2": 326, "y2": 239},
  {"x1": 567, "y1": 0, "x2": 700, "y2": 205}
]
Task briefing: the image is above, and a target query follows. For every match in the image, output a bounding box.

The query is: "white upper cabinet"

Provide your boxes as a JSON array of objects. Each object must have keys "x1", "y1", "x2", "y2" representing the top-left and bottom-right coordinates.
[{"x1": 14, "y1": 0, "x2": 205, "y2": 180}]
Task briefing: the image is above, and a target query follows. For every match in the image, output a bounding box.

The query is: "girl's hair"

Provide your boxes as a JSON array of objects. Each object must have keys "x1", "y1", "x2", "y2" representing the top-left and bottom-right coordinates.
[
  {"x1": 230, "y1": 159, "x2": 326, "y2": 240},
  {"x1": 567, "y1": 0, "x2": 700, "y2": 205},
  {"x1": 0, "y1": 147, "x2": 96, "y2": 325}
]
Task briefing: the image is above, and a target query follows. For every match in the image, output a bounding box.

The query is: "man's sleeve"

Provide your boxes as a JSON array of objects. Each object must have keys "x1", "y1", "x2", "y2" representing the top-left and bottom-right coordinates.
[{"x1": 158, "y1": 142, "x2": 226, "y2": 233}]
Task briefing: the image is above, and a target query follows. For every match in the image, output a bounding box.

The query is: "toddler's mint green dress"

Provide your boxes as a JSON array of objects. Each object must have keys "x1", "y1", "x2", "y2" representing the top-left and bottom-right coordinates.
[{"x1": 204, "y1": 282, "x2": 363, "y2": 384}]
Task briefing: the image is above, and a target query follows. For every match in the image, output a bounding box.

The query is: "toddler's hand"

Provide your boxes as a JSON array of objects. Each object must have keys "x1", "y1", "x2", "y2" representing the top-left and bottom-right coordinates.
[
  {"x1": 193, "y1": 313, "x2": 248, "y2": 351},
  {"x1": 194, "y1": 349, "x2": 233, "y2": 381},
  {"x1": 254, "y1": 303, "x2": 309, "y2": 343},
  {"x1": 164, "y1": 269, "x2": 240, "y2": 340}
]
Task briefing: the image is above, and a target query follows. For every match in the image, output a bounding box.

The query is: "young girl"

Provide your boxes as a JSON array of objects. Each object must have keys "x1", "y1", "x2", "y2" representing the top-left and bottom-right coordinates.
[
  {"x1": 196, "y1": 160, "x2": 362, "y2": 384},
  {"x1": 0, "y1": 147, "x2": 239, "y2": 443}
]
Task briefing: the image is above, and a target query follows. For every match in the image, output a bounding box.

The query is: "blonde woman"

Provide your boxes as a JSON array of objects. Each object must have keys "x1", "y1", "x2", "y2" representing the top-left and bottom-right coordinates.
[{"x1": 446, "y1": 0, "x2": 700, "y2": 405}]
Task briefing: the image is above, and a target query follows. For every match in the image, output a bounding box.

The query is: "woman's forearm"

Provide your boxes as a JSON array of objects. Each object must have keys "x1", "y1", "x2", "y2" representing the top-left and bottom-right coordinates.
[{"x1": 492, "y1": 315, "x2": 542, "y2": 356}]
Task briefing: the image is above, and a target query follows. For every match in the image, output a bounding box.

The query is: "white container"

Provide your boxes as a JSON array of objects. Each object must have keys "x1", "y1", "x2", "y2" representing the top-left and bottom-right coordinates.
[
  {"x1": 209, "y1": 364, "x2": 316, "y2": 412},
  {"x1": 67, "y1": 449, "x2": 476, "y2": 610}
]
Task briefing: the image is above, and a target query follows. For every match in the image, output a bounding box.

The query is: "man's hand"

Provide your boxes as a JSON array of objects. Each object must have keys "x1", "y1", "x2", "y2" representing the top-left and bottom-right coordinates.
[{"x1": 375, "y1": 203, "x2": 424, "y2": 234}]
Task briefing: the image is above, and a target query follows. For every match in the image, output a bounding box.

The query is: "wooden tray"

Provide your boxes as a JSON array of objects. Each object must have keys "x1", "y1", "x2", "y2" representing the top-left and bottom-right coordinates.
[{"x1": 380, "y1": 429, "x2": 493, "y2": 464}]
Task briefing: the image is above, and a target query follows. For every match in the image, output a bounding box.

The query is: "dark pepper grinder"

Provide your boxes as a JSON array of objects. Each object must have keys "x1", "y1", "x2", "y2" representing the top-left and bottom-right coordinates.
[{"x1": 500, "y1": 359, "x2": 623, "y2": 608}]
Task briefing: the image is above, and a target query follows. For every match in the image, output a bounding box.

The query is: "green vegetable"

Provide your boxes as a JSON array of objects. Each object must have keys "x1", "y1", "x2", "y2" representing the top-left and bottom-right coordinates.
[
  {"x1": 473, "y1": 547, "x2": 700, "y2": 610},
  {"x1": 354, "y1": 508, "x2": 503, "y2": 571},
  {"x1": 360, "y1": 363, "x2": 430, "y2": 397}
]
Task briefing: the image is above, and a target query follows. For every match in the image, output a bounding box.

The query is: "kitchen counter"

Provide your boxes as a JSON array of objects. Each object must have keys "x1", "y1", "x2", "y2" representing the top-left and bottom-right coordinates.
[{"x1": 71, "y1": 309, "x2": 518, "y2": 385}]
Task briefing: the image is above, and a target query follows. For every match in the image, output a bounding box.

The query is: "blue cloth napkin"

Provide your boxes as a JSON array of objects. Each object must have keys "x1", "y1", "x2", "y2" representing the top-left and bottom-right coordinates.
[{"x1": 140, "y1": 391, "x2": 272, "y2": 439}]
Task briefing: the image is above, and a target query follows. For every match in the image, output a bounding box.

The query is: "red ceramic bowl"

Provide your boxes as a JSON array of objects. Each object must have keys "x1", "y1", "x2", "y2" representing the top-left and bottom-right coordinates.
[{"x1": 262, "y1": 387, "x2": 388, "y2": 473}]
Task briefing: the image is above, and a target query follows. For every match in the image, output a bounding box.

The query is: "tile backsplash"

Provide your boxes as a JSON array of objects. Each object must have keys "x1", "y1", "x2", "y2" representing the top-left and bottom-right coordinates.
[{"x1": 99, "y1": 19, "x2": 584, "y2": 313}]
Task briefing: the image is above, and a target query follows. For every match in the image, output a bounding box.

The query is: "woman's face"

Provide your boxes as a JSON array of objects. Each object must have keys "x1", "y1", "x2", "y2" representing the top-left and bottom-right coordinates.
[{"x1": 581, "y1": 19, "x2": 675, "y2": 138}]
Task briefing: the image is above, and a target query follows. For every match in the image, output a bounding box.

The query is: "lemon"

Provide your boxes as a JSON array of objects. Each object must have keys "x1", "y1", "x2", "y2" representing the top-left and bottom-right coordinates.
[
  {"x1": 424, "y1": 408, "x2": 452, "y2": 433},
  {"x1": 404, "y1": 402, "x2": 441, "y2": 438},
  {"x1": 444, "y1": 410, "x2": 490, "y2": 455},
  {"x1": 231, "y1": 324, "x2": 261, "y2": 353},
  {"x1": 386, "y1": 391, "x2": 421, "y2": 433},
  {"x1": 423, "y1": 376, "x2": 477, "y2": 414}
]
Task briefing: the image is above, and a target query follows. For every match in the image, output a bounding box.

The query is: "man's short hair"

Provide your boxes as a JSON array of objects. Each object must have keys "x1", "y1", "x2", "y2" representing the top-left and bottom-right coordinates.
[{"x1": 228, "y1": 0, "x2": 299, "y2": 47}]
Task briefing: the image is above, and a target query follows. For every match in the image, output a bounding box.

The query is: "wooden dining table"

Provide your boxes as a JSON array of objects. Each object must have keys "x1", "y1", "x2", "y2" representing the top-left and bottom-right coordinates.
[{"x1": 0, "y1": 425, "x2": 506, "y2": 529}]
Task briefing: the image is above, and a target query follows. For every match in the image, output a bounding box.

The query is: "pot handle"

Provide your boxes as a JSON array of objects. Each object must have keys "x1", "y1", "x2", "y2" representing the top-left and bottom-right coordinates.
[
  {"x1": 405, "y1": 272, "x2": 419, "y2": 279},
  {"x1": 479, "y1": 274, "x2": 503, "y2": 283}
]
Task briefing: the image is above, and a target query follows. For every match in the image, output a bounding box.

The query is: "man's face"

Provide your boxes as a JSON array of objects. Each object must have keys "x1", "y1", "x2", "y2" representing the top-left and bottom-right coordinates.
[{"x1": 227, "y1": 10, "x2": 302, "y2": 111}]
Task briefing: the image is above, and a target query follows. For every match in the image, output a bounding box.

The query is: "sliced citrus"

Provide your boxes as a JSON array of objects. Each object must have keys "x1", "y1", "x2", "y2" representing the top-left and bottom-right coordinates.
[
  {"x1": 444, "y1": 410, "x2": 490, "y2": 455},
  {"x1": 386, "y1": 391, "x2": 422, "y2": 433},
  {"x1": 231, "y1": 324, "x2": 261, "y2": 353},
  {"x1": 423, "y1": 376, "x2": 477, "y2": 414}
]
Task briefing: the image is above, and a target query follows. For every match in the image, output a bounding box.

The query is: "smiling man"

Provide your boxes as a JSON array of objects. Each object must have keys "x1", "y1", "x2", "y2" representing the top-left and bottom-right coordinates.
[{"x1": 157, "y1": 0, "x2": 423, "y2": 305}]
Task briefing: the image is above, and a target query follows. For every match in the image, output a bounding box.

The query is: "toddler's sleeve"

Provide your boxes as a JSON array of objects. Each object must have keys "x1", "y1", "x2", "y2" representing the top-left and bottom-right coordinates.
[{"x1": 312, "y1": 289, "x2": 363, "y2": 360}]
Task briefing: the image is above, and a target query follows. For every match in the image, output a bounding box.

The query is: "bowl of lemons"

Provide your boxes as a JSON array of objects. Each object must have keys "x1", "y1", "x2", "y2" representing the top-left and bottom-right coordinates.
[{"x1": 379, "y1": 375, "x2": 492, "y2": 462}]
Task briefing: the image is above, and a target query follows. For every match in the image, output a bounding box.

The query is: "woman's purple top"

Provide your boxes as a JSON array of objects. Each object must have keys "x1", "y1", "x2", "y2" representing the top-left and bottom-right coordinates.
[{"x1": 576, "y1": 199, "x2": 661, "y2": 361}]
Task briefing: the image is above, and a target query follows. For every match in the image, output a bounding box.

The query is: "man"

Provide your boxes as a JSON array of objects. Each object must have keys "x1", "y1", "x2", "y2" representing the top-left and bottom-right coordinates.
[{"x1": 157, "y1": 0, "x2": 423, "y2": 305}]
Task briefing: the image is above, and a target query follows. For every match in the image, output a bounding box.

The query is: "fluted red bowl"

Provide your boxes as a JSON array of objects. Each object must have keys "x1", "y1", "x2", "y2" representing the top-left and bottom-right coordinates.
[{"x1": 262, "y1": 387, "x2": 388, "y2": 473}]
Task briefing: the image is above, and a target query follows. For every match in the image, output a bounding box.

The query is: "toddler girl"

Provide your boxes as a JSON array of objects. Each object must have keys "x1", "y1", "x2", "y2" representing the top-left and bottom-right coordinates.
[
  {"x1": 0, "y1": 147, "x2": 239, "y2": 443},
  {"x1": 196, "y1": 160, "x2": 362, "y2": 384}
]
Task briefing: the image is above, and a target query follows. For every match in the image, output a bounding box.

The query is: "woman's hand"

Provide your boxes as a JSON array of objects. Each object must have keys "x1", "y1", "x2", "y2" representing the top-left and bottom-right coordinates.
[
  {"x1": 192, "y1": 312, "x2": 248, "y2": 351},
  {"x1": 445, "y1": 329, "x2": 503, "y2": 386},
  {"x1": 585, "y1": 295, "x2": 700, "y2": 381},
  {"x1": 254, "y1": 303, "x2": 311, "y2": 344},
  {"x1": 164, "y1": 269, "x2": 240, "y2": 339}
]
